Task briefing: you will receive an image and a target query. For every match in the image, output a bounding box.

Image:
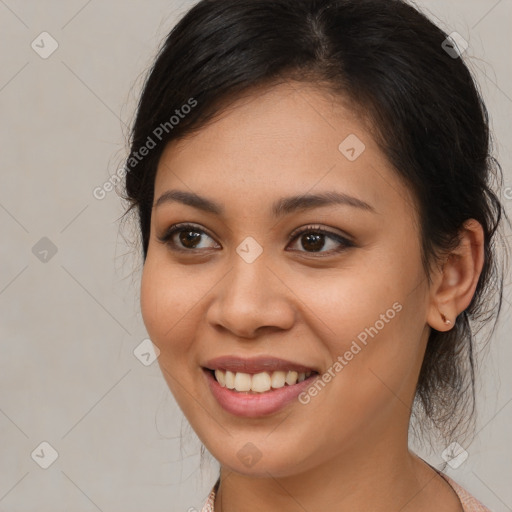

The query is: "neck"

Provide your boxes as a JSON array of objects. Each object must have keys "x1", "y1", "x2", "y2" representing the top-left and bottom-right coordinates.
[{"x1": 214, "y1": 419, "x2": 459, "y2": 512}]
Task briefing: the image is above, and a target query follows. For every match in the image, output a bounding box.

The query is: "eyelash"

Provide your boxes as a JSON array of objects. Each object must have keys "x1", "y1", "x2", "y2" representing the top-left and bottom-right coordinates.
[{"x1": 157, "y1": 222, "x2": 354, "y2": 256}]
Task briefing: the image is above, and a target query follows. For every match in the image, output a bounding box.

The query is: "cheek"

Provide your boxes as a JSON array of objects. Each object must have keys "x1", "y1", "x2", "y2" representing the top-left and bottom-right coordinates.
[
  {"x1": 140, "y1": 259, "x2": 204, "y2": 411},
  {"x1": 140, "y1": 261, "x2": 168, "y2": 344},
  {"x1": 296, "y1": 259, "x2": 401, "y2": 345},
  {"x1": 140, "y1": 257, "x2": 202, "y2": 357},
  {"x1": 304, "y1": 247, "x2": 426, "y2": 403}
]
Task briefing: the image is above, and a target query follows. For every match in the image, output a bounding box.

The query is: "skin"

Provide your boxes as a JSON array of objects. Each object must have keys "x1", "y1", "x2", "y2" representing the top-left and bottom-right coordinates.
[{"x1": 140, "y1": 81, "x2": 484, "y2": 512}]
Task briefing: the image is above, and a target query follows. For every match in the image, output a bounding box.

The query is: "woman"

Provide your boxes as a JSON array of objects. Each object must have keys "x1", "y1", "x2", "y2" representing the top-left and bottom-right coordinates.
[{"x1": 121, "y1": 0, "x2": 509, "y2": 510}]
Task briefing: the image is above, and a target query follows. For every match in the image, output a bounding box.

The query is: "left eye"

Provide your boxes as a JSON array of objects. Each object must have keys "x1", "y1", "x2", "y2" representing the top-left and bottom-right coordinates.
[
  {"x1": 157, "y1": 223, "x2": 353, "y2": 255},
  {"x1": 287, "y1": 225, "x2": 353, "y2": 255}
]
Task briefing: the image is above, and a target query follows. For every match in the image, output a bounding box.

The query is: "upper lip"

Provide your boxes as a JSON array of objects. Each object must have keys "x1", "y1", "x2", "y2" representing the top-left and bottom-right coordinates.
[{"x1": 202, "y1": 356, "x2": 318, "y2": 374}]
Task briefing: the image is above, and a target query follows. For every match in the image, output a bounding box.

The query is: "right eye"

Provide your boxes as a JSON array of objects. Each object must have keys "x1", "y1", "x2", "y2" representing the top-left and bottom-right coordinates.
[{"x1": 157, "y1": 223, "x2": 220, "y2": 252}]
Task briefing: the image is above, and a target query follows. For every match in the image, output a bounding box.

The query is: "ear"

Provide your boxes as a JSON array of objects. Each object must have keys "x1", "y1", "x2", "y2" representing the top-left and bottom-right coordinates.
[{"x1": 426, "y1": 219, "x2": 485, "y2": 331}]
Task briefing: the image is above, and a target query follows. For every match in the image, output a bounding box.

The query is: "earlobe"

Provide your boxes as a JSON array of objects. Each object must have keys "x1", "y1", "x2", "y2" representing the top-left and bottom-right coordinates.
[
  {"x1": 426, "y1": 219, "x2": 485, "y2": 332},
  {"x1": 440, "y1": 312, "x2": 452, "y2": 327}
]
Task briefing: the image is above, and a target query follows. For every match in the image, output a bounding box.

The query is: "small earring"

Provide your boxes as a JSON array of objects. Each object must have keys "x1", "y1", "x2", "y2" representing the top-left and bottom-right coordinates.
[{"x1": 441, "y1": 313, "x2": 452, "y2": 326}]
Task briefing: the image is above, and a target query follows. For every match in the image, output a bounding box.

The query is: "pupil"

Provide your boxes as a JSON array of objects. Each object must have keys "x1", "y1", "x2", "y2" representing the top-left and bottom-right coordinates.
[
  {"x1": 302, "y1": 233, "x2": 324, "y2": 252},
  {"x1": 180, "y1": 230, "x2": 201, "y2": 248}
]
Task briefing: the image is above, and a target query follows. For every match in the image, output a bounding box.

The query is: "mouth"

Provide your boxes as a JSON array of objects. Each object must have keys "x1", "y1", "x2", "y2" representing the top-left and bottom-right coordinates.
[
  {"x1": 203, "y1": 367, "x2": 319, "y2": 394},
  {"x1": 201, "y1": 355, "x2": 320, "y2": 394},
  {"x1": 201, "y1": 355, "x2": 321, "y2": 416}
]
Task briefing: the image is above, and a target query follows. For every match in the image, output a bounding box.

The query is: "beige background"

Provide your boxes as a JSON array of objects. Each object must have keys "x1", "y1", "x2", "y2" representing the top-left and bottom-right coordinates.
[{"x1": 0, "y1": 1, "x2": 511, "y2": 511}]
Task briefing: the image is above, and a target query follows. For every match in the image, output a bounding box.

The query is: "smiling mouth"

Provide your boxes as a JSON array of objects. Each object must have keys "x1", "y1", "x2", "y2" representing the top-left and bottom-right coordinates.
[{"x1": 204, "y1": 368, "x2": 318, "y2": 394}]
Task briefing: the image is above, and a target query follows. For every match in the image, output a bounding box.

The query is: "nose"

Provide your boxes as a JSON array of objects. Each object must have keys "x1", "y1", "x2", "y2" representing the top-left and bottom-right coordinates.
[{"x1": 206, "y1": 251, "x2": 296, "y2": 339}]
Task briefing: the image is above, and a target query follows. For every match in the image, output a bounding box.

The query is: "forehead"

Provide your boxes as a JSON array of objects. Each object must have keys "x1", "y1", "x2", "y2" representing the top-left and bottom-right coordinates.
[
  {"x1": 154, "y1": 81, "x2": 415, "y2": 220},
  {"x1": 160, "y1": 81, "x2": 362, "y2": 163}
]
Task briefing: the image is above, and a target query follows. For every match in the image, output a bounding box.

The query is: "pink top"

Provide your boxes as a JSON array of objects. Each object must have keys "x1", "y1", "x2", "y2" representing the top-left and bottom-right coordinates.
[{"x1": 200, "y1": 473, "x2": 491, "y2": 511}]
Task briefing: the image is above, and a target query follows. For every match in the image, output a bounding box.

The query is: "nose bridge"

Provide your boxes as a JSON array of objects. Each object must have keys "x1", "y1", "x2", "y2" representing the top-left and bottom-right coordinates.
[{"x1": 226, "y1": 240, "x2": 277, "y2": 310}]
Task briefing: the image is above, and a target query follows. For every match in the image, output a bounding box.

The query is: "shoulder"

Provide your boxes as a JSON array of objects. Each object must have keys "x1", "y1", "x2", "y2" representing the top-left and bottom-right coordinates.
[
  {"x1": 199, "y1": 474, "x2": 492, "y2": 512},
  {"x1": 200, "y1": 479, "x2": 219, "y2": 512},
  {"x1": 440, "y1": 473, "x2": 492, "y2": 512}
]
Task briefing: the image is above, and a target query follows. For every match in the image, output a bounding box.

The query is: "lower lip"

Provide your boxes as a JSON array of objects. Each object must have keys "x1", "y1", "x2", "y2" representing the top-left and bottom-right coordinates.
[{"x1": 203, "y1": 368, "x2": 318, "y2": 418}]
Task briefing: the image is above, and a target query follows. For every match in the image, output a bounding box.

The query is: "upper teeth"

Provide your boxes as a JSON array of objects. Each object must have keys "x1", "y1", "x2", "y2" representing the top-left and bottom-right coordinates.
[{"x1": 214, "y1": 369, "x2": 312, "y2": 393}]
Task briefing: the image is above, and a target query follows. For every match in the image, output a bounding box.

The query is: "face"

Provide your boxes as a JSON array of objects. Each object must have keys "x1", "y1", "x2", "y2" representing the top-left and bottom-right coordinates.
[{"x1": 141, "y1": 81, "x2": 432, "y2": 478}]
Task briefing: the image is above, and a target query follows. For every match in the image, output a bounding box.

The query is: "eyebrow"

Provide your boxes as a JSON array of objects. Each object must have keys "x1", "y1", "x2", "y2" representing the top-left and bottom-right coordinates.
[{"x1": 153, "y1": 189, "x2": 377, "y2": 217}]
